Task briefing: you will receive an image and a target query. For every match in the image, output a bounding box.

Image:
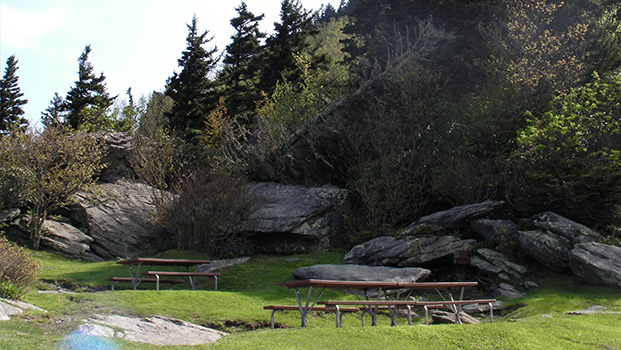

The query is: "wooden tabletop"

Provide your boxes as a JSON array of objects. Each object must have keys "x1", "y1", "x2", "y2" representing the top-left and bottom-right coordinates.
[
  {"x1": 278, "y1": 279, "x2": 477, "y2": 290},
  {"x1": 116, "y1": 258, "x2": 212, "y2": 267}
]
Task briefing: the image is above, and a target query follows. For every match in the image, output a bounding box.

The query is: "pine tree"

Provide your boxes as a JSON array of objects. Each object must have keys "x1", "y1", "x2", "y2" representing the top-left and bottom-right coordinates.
[
  {"x1": 165, "y1": 15, "x2": 219, "y2": 140},
  {"x1": 0, "y1": 55, "x2": 28, "y2": 136},
  {"x1": 64, "y1": 45, "x2": 115, "y2": 130},
  {"x1": 220, "y1": 2, "x2": 266, "y2": 117},
  {"x1": 41, "y1": 92, "x2": 66, "y2": 129},
  {"x1": 259, "y1": 0, "x2": 316, "y2": 94}
]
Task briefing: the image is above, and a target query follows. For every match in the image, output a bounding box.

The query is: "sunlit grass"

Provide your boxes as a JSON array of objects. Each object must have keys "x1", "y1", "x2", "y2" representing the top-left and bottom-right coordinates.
[{"x1": 1, "y1": 249, "x2": 620, "y2": 349}]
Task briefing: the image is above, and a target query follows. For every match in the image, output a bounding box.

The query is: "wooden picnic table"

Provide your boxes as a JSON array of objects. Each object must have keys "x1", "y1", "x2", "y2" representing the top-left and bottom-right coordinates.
[
  {"x1": 115, "y1": 258, "x2": 212, "y2": 290},
  {"x1": 277, "y1": 279, "x2": 479, "y2": 327}
]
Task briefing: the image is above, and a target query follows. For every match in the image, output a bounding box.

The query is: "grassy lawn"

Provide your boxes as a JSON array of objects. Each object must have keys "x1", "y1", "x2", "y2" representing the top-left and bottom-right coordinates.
[{"x1": 1, "y1": 250, "x2": 620, "y2": 349}]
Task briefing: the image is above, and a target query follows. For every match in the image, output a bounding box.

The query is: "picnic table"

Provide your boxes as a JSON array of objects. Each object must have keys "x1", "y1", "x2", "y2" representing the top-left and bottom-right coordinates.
[
  {"x1": 113, "y1": 258, "x2": 219, "y2": 290},
  {"x1": 275, "y1": 279, "x2": 482, "y2": 327}
]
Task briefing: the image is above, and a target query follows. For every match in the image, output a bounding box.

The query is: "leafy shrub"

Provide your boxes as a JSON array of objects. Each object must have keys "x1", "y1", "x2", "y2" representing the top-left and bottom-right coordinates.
[
  {"x1": 508, "y1": 70, "x2": 621, "y2": 225},
  {"x1": 0, "y1": 235, "x2": 40, "y2": 299},
  {"x1": 156, "y1": 169, "x2": 257, "y2": 257}
]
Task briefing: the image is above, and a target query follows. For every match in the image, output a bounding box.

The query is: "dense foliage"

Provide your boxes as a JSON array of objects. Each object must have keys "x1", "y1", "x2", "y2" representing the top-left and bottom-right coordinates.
[{"x1": 0, "y1": 127, "x2": 105, "y2": 249}]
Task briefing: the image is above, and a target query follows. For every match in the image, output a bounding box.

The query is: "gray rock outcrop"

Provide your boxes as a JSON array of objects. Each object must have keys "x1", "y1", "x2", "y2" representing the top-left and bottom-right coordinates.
[
  {"x1": 569, "y1": 242, "x2": 621, "y2": 288},
  {"x1": 74, "y1": 179, "x2": 162, "y2": 259},
  {"x1": 400, "y1": 200, "x2": 504, "y2": 236},
  {"x1": 0, "y1": 298, "x2": 46, "y2": 321},
  {"x1": 293, "y1": 264, "x2": 431, "y2": 282},
  {"x1": 40, "y1": 220, "x2": 102, "y2": 262},
  {"x1": 471, "y1": 248, "x2": 527, "y2": 280},
  {"x1": 530, "y1": 212, "x2": 603, "y2": 244},
  {"x1": 343, "y1": 235, "x2": 476, "y2": 267},
  {"x1": 516, "y1": 230, "x2": 573, "y2": 271},
  {"x1": 242, "y1": 182, "x2": 349, "y2": 254},
  {"x1": 77, "y1": 315, "x2": 227, "y2": 346}
]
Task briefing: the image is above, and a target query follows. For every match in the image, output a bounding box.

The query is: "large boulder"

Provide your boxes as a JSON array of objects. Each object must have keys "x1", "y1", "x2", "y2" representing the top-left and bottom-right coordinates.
[
  {"x1": 293, "y1": 264, "x2": 431, "y2": 283},
  {"x1": 569, "y1": 242, "x2": 621, "y2": 288},
  {"x1": 40, "y1": 220, "x2": 102, "y2": 262},
  {"x1": 93, "y1": 132, "x2": 135, "y2": 182},
  {"x1": 471, "y1": 248, "x2": 527, "y2": 280},
  {"x1": 530, "y1": 212, "x2": 603, "y2": 244},
  {"x1": 343, "y1": 235, "x2": 476, "y2": 267},
  {"x1": 73, "y1": 179, "x2": 163, "y2": 259},
  {"x1": 400, "y1": 200, "x2": 504, "y2": 236},
  {"x1": 241, "y1": 182, "x2": 349, "y2": 254},
  {"x1": 516, "y1": 229, "x2": 572, "y2": 271}
]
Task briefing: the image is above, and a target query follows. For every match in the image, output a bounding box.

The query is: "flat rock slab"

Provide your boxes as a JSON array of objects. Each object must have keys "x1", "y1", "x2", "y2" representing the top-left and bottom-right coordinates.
[
  {"x1": 78, "y1": 315, "x2": 227, "y2": 346},
  {"x1": 293, "y1": 264, "x2": 431, "y2": 283},
  {"x1": 0, "y1": 298, "x2": 46, "y2": 321}
]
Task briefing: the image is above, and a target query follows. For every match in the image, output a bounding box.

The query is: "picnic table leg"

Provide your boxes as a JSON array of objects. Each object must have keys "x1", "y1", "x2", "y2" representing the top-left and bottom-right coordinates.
[{"x1": 294, "y1": 287, "x2": 309, "y2": 327}]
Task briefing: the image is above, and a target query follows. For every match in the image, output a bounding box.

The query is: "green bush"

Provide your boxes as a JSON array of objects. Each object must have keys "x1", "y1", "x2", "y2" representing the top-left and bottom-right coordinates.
[
  {"x1": 0, "y1": 235, "x2": 40, "y2": 299},
  {"x1": 156, "y1": 169, "x2": 257, "y2": 257},
  {"x1": 509, "y1": 70, "x2": 621, "y2": 225}
]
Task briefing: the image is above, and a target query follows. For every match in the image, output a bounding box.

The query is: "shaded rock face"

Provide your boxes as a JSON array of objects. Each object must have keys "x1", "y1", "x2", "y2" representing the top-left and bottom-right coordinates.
[
  {"x1": 343, "y1": 235, "x2": 476, "y2": 267},
  {"x1": 470, "y1": 219, "x2": 519, "y2": 243},
  {"x1": 93, "y1": 132, "x2": 135, "y2": 182},
  {"x1": 569, "y1": 242, "x2": 621, "y2": 288},
  {"x1": 293, "y1": 264, "x2": 431, "y2": 283},
  {"x1": 530, "y1": 212, "x2": 603, "y2": 244},
  {"x1": 401, "y1": 200, "x2": 504, "y2": 236},
  {"x1": 516, "y1": 230, "x2": 572, "y2": 271},
  {"x1": 242, "y1": 182, "x2": 349, "y2": 254},
  {"x1": 471, "y1": 248, "x2": 526, "y2": 281}
]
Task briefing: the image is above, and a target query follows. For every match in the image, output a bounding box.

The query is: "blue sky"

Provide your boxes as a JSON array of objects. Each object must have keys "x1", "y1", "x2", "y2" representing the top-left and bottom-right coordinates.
[{"x1": 0, "y1": 0, "x2": 339, "y2": 127}]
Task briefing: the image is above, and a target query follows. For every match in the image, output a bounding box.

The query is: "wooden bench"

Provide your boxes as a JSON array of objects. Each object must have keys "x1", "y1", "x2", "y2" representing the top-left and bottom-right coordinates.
[
  {"x1": 263, "y1": 305, "x2": 361, "y2": 329},
  {"x1": 106, "y1": 277, "x2": 184, "y2": 291},
  {"x1": 143, "y1": 271, "x2": 222, "y2": 291},
  {"x1": 319, "y1": 299, "x2": 497, "y2": 326}
]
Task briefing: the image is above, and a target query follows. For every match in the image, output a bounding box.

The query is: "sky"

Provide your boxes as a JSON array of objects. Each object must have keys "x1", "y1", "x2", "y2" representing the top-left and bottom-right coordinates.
[{"x1": 0, "y1": 0, "x2": 340, "y2": 127}]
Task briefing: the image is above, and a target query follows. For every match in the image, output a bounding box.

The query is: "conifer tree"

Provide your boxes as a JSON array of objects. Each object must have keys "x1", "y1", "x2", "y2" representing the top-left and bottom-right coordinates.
[
  {"x1": 165, "y1": 15, "x2": 219, "y2": 140},
  {"x1": 0, "y1": 55, "x2": 28, "y2": 136},
  {"x1": 64, "y1": 45, "x2": 115, "y2": 130},
  {"x1": 220, "y1": 2, "x2": 266, "y2": 117},
  {"x1": 41, "y1": 92, "x2": 65, "y2": 129},
  {"x1": 259, "y1": 0, "x2": 315, "y2": 94}
]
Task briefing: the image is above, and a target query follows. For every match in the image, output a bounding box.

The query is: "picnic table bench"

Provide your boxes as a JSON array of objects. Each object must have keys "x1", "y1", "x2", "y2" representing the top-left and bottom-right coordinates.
[
  {"x1": 263, "y1": 305, "x2": 361, "y2": 329},
  {"x1": 319, "y1": 298, "x2": 497, "y2": 327},
  {"x1": 106, "y1": 277, "x2": 185, "y2": 291},
  {"x1": 110, "y1": 258, "x2": 215, "y2": 290},
  {"x1": 143, "y1": 271, "x2": 222, "y2": 291}
]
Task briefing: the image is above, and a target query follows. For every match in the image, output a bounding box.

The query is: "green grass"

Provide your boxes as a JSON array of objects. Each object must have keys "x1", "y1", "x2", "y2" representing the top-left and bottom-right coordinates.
[{"x1": 1, "y1": 249, "x2": 620, "y2": 349}]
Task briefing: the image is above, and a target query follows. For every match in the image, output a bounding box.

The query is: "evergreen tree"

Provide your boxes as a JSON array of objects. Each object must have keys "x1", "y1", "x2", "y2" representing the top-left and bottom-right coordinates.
[
  {"x1": 220, "y1": 2, "x2": 266, "y2": 118},
  {"x1": 259, "y1": 0, "x2": 316, "y2": 94},
  {"x1": 64, "y1": 45, "x2": 115, "y2": 130},
  {"x1": 0, "y1": 55, "x2": 28, "y2": 135},
  {"x1": 41, "y1": 92, "x2": 66, "y2": 129},
  {"x1": 165, "y1": 15, "x2": 219, "y2": 140}
]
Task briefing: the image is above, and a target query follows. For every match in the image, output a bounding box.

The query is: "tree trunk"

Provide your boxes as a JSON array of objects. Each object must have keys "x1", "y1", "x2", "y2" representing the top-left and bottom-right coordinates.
[{"x1": 29, "y1": 204, "x2": 47, "y2": 250}]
